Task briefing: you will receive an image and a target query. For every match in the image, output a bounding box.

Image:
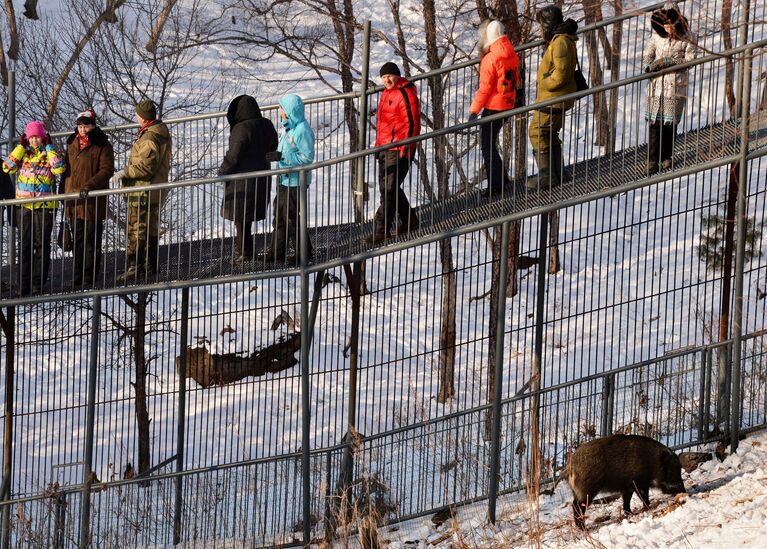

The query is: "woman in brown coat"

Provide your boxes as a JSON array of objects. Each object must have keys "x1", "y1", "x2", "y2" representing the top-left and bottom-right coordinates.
[{"x1": 60, "y1": 109, "x2": 114, "y2": 288}]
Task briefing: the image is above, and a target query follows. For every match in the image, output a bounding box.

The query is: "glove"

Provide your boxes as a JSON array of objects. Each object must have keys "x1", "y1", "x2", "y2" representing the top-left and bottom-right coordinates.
[
  {"x1": 79, "y1": 188, "x2": 89, "y2": 200},
  {"x1": 265, "y1": 150, "x2": 282, "y2": 162},
  {"x1": 468, "y1": 112, "x2": 479, "y2": 122},
  {"x1": 45, "y1": 144, "x2": 55, "y2": 154},
  {"x1": 646, "y1": 57, "x2": 676, "y2": 73},
  {"x1": 110, "y1": 169, "x2": 125, "y2": 186}
]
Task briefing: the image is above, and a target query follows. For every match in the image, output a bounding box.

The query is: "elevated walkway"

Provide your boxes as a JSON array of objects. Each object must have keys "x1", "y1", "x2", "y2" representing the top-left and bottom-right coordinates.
[{"x1": 1, "y1": 115, "x2": 765, "y2": 300}]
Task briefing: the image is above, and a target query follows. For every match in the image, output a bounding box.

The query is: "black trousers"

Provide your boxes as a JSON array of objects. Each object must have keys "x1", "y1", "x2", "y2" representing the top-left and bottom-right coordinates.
[
  {"x1": 234, "y1": 219, "x2": 254, "y2": 259},
  {"x1": 374, "y1": 150, "x2": 413, "y2": 234},
  {"x1": 648, "y1": 121, "x2": 676, "y2": 163},
  {"x1": 271, "y1": 185, "x2": 312, "y2": 260},
  {"x1": 71, "y1": 218, "x2": 104, "y2": 286},
  {"x1": 480, "y1": 108, "x2": 510, "y2": 190},
  {"x1": 17, "y1": 208, "x2": 54, "y2": 294}
]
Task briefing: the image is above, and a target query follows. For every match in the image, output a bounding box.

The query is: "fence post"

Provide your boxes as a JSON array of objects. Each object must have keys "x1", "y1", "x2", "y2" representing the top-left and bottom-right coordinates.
[
  {"x1": 354, "y1": 20, "x2": 372, "y2": 221},
  {"x1": 0, "y1": 306, "x2": 15, "y2": 549},
  {"x1": 79, "y1": 296, "x2": 101, "y2": 549},
  {"x1": 488, "y1": 221, "x2": 510, "y2": 524},
  {"x1": 731, "y1": 47, "x2": 753, "y2": 452},
  {"x1": 529, "y1": 214, "x2": 548, "y2": 511},
  {"x1": 173, "y1": 287, "x2": 189, "y2": 545},
  {"x1": 298, "y1": 169, "x2": 312, "y2": 545},
  {"x1": 8, "y1": 70, "x2": 16, "y2": 269}
]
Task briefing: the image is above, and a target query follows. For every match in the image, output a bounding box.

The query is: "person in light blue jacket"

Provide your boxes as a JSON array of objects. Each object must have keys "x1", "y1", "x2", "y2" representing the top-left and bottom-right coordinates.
[{"x1": 264, "y1": 94, "x2": 315, "y2": 262}]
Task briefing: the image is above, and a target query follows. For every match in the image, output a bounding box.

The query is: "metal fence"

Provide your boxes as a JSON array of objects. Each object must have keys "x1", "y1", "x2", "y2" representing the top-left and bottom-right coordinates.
[{"x1": 0, "y1": 1, "x2": 766, "y2": 547}]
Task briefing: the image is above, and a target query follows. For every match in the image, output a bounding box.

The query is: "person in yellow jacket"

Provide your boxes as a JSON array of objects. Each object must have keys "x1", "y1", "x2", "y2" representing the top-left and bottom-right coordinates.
[
  {"x1": 2, "y1": 120, "x2": 65, "y2": 295},
  {"x1": 113, "y1": 100, "x2": 172, "y2": 283},
  {"x1": 527, "y1": 5, "x2": 578, "y2": 190}
]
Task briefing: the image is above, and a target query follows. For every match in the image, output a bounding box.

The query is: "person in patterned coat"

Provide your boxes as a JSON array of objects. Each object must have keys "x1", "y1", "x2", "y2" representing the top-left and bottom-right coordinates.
[{"x1": 643, "y1": 6, "x2": 697, "y2": 175}]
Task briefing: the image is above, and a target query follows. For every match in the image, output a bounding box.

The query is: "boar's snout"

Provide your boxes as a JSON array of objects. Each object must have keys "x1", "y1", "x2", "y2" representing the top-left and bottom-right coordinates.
[{"x1": 661, "y1": 481, "x2": 686, "y2": 495}]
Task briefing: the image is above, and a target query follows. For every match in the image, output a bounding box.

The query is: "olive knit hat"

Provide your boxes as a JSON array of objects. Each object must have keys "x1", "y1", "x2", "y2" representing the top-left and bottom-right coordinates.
[{"x1": 135, "y1": 100, "x2": 157, "y2": 120}]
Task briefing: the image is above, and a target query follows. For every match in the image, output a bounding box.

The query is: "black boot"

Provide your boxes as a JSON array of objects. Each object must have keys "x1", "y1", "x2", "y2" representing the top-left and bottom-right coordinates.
[
  {"x1": 146, "y1": 236, "x2": 159, "y2": 275},
  {"x1": 550, "y1": 143, "x2": 571, "y2": 184}
]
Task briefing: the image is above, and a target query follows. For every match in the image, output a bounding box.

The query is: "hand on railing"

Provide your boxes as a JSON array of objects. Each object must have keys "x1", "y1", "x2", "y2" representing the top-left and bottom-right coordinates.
[
  {"x1": 265, "y1": 151, "x2": 282, "y2": 162},
  {"x1": 110, "y1": 169, "x2": 125, "y2": 186},
  {"x1": 468, "y1": 112, "x2": 479, "y2": 122},
  {"x1": 79, "y1": 188, "x2": 89, "y2": 200}
]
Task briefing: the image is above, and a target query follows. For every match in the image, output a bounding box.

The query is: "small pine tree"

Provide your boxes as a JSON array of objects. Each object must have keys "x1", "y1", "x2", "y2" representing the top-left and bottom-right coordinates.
[{"x1": 697, "y1": 207, "x2": 764, "y2": 272}]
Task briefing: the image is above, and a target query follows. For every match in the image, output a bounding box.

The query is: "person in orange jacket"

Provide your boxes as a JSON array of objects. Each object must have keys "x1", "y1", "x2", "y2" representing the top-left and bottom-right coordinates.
[
  {"x1": 365, "y1": 62, "x2": 421, "y2": 244},
  {"x1": 469, "y1": 20, "x2": 521, "y2": 197}
]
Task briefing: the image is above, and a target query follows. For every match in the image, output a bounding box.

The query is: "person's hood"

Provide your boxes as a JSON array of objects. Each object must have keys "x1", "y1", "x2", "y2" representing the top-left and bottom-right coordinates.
[
  {"x1": 479, "y1": 20, "x2": 506, "y2": 54},
  {"x1": 553, "y1": 18, "x2": 579, "y2": 39},
  {"x1": 278, "y1": 94, "x2": 306, "y2": 130},
  {"x1": 226, "y1": 95, "x2": 262, "y2": 127}
]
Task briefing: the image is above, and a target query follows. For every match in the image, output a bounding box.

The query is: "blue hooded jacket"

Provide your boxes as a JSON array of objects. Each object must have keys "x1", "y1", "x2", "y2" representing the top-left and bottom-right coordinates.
[{"x1": 277, "y1": 94, "x2": 315, "y2": 187}]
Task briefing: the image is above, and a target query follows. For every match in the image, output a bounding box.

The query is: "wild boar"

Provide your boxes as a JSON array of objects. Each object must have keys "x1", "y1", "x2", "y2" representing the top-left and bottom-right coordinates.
[{"x1": 567, "y1": 434, "x2": 686, "y2": 528}]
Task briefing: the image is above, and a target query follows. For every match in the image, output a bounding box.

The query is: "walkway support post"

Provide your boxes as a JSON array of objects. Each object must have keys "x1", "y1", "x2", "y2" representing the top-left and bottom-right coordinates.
[
  {"x1": 731, "y1": 47, "x2": 753, "y2": 452},
  {"x1": 173, "y1": 287, "x2": 190, "y2": 545},
  {"x1": 299, "y1": 170, "x2": 312, "y2": 545},
  {"x1": 488, "y1": 221, "x2": 510, "y2": 523},
  {"x1": 79, "y1": 296, "x2": 101, "y2": 548}
]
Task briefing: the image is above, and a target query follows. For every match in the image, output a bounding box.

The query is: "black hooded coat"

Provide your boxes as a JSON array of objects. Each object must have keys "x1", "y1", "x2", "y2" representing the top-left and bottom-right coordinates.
[{"x1": 219, "y1": 95, "x2": 278, "y2": 223}]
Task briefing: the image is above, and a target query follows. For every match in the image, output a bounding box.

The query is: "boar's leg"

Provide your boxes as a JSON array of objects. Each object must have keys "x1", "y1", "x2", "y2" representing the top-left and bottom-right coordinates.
[
  {"x1": 634, "y1": 483, "x2": 651, "y2": 510},
  {"x1": 621, "y1": 490, "x2": 634, "y2": 513},
  {"x1": 572, "y1": 498, "x2": 588, "y2": 530}
]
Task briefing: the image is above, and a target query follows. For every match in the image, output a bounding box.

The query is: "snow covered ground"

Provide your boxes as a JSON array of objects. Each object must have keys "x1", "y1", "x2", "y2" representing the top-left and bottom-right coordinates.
[{"x1": 383, "y1": 429, "x2": 767, "y2": 548}]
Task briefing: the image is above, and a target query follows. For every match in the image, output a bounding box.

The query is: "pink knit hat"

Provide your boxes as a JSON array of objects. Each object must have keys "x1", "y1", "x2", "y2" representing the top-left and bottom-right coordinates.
[{"x1": 25, "y1": 120, "x2": 47, "y2": 139}]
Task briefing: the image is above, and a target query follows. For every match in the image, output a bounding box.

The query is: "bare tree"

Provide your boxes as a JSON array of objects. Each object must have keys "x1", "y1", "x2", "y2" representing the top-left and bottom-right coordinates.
[
  {"x1": 146, "y1": 0, "x2": 179, "y2": 52},
  {"x1": 45, "y1": 0, "x2": 128, "y2": 125},
  {"x1": 3, "y1": 0, "x2": 20, "y2": 61}
]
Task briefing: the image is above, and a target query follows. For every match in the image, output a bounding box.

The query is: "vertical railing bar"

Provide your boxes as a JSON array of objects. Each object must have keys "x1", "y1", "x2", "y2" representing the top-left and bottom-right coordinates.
[
  {"x1": 79, "y1": 295, "x2": 101, "y2": 549},
  {"x1": 0, "y1": 305, "x2": 15, "y2": 549},
  {"x1": 487, "y1": 220, "x2": 510, "y2": 524},
  {"x1": 173, "y1": 287, "x2": 189, "y2": 545}
]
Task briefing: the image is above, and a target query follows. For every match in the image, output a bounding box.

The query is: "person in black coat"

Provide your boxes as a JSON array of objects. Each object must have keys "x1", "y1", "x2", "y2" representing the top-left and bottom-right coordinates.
[{"x1": 218, "y1": 95, "x2": 278, "y2": 261}]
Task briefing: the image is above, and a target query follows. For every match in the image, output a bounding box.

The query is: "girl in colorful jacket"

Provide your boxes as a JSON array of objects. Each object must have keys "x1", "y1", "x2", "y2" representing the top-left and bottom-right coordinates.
[
  {"x1": 2, "y1": 120, "x2": 65, "y2": 295},
  {"x1": 264, "y1": 94, "x2": 315, "y2": 262}
]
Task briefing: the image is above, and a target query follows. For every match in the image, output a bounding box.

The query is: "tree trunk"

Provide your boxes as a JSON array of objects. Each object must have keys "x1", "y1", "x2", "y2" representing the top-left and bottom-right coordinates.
[
  {"x1": 145, "y1": 0, "x2": 178, "y2": 52},
  {"x1": 582, "y1": 2, "x2": 610, "y2": 146},
  {"x1": 423, "y1": 0, "x2": 457, "y2": 403},
  {"x1": 3, "y1": 0, "x2": 20, "y2": 60},
  {"x1": 607, "y1": 0, "x2": 624, "y2": 154},
  {"x1": 506, "y1": 220, "x2": 520, "y2": 297},
  {"x1": 0, "y1": 29, "x2": 7, "y2": 86},
  {"x1": 548, "y1": 211, "x2": 561, "y2": 274},
  {"x1": 721, "y1": 1, "x2": 737, "y2": 116},
  {"x1": 132, "y1": 293, "x2": 151, "y2": 477},
  {"x1": 484, "y1": 227, "x2": 503, "y2": 440}
]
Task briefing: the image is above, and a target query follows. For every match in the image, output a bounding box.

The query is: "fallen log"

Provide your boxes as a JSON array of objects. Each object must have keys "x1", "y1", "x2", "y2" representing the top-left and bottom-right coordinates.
[{"x1": 177, "y1": 333, "x2": 301, "y2": 388}]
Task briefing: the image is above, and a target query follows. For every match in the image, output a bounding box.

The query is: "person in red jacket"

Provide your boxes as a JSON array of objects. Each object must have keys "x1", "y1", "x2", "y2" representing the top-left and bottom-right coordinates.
[
  {"x1": 365, "y1": 62, "x2": 421, "y2": 244},
  {"x1": 469, "y1": 20, "x2": 521, "y2": 197}
]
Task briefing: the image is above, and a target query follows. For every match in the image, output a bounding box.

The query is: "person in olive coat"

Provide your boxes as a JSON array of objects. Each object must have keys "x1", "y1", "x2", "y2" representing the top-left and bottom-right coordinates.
[
  {"x1": 60, "y1": 109, "x2": 114, "y2": 288},
  {"x1": 218, "y1": 95, "x2": 278, "y2": 262}
]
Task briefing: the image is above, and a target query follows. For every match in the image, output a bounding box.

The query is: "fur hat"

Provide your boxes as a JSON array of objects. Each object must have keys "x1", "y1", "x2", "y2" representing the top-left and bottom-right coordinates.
[
  {"x1": 76, "y1": 109, "x2": 97, "y2": 126},
  {"x1": 24, "y1": 120, "x2": 47, "y2": 139},
  {"x1": 379, "y1": 62, "x2": 401, "y2": 77},
  {"x1": 135, "y1": 99, "x2": 157, "y2": 120},
  {"x1": 651, "y1": 8, "x2": 688, "y2": 38}
]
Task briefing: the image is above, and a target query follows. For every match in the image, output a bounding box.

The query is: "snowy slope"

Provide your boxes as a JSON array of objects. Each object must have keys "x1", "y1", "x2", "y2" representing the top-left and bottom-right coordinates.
[{"x1": 383, "y1": 430, "x2": 767, "y2": 548}]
